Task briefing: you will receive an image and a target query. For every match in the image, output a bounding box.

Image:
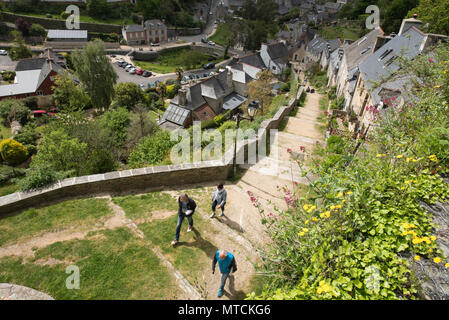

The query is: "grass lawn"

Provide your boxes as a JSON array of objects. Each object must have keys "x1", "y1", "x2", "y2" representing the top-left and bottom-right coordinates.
[
  {"x1": 5, "y1": 10, "x2": 132, "y2": 26},
  {"x1": 134, "y1": 47, "x2": 223, "y2": 74},
  {"x1": 0, "y1": 198, "x2": 113, "y2": 246},
  {"x1": 0, "y1": 180, "x2": 19, "y2": 197},
  {"x1": 139, "y1": 214, "x2": 217, "y2": 288},
  {"x1": 318, "y1": 25, "x2": 362, "y2": 41},
  {"x1": 0, "y1": 228, "x2": 181, "y2": 299},
  {"x1": 208, "y1": 23, "x2": 232, "y2": 47},
  {"x1": 112, "y1": 191, "x2": 178, "y2": 221},
  {"x1": 0, "y1": 120, "x2": 11, "y2": 140}
]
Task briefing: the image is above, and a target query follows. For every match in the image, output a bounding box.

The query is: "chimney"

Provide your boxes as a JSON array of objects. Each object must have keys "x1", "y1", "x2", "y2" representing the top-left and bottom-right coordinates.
[
  {"x1": 372, "y1": 35, "x2": 392, "y2": 53},
  {"x1": 398, "y1": 14, "x2": 422, "y2": 36},
  {"x1": 178, "y1": 88, "x2": 187, "y2": 106},
  {"x1": 226, "y1": 68, "x2": 233, "y2": 90}
]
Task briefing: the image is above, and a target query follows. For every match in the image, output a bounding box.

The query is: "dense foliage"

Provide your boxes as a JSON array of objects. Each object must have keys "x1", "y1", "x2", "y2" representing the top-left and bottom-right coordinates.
[
  {"x1": 0, "y1": 139, "x2": 28, "y2": 165},
  {"x1": 251, "y1": 44, "x2": 449, "y2": 300}
]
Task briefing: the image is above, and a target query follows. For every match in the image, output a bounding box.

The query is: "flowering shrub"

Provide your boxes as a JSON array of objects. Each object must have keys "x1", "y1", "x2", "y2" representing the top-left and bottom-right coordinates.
[
  {"x1": 249, "y1": 44, "x2": 449, "y2": 300},
  {"x1": 0, "y1": 139, "x2": 28, "y2": 165}
]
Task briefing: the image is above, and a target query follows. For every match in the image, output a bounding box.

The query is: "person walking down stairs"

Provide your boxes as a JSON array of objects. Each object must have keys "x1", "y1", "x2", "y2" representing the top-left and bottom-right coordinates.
[
  {"x1": 171, "y1": 193, "x2": 197, "y2": 246},
  {"x1": 210, "y1": 183, "x2": 227, "y2": 218},
  {"x1": 212, "y1": 250, "x2": 237, "y2": 298}
]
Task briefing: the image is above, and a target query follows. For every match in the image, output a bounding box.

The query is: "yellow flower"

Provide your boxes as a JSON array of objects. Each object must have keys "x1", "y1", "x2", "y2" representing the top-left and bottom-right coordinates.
[
  {"x1": 346, "y1": 191, "x2": 353, "y2": 195},
  {"x1": 413, "y1": 180, "x2": 417, "y2": 183},
  {"x1": 337, "y1": 192, "x2": 344, "y2": 198},
  {"x1": 341, "y1": 199, "x2": 347, "y2": 204},
  {"x1": 330, "y1": 205, "x2": 336, "y2": 210},
  {"x1": 430, "y1": 235, "x2": 436, "y2": 241},
  {"x1": 305, "y1": 220, "x2": 309, "y2": 225},
  {"x1": 412, "y1": 237, "x2": 422, "y2": 244},
  {"x1": 434, "y1": 257, "x2": 441, "y2": 264},
  {"x1": 406, "y1": 157, "x2": 414, "y2": 163},
  {"x1": 303, "y1": 204, "x2": 311, "y2": 210},
  {"x1": 376, "y1": 154, "x2": 382, "y2": 158},
  {"x1": 335, "y1": 204, "x2": 343, "y2": 209},
  {"x1": 405, "y1": 180, "x2": 411, "y2": 184},
  {"x1": 317, "y1": 280, "x2": 332, "y2": 294},
  {"x1": 427, "y1": 155, "x2": 438, "y2": 162},
  {"x1": 307, "y1": 205, "x2": 316, "y2": 213},
  {"x1": 402, "y1": 231, "x2": 409, "y2": 236},
  {"x1": 396, "y1": 155, "x2": 404, "y2": 159},
  {"x1": 312, "y1": 217, "x2": 318, "y2": 222},
  {"x1": 434, "y1": 85, "x2": 441, "y2": 88},
  {"x1": 414, "y1": 255, "x2": 421, "y2": 261},
  {"x1": 422, "y1": 236, "x2": 431, "y2": 244},
  {"x1": 302, "y1": 228, "x2": 309, "y2": 233},
  {"x1": 320, "y1": 211, "x2": 331, "y2": 218},
  {"x1": 298, "y1": 231, "x2": 305, "y2": 236},
  {"x1": 401, "y1": 187, "x2": 406, "y2": 190},
  {"x1": 445, "y1": 263, "x2": 449, "y2": 268},
  {"x1": 382, "y1": 153, "x2": 386, "y2": 157}
]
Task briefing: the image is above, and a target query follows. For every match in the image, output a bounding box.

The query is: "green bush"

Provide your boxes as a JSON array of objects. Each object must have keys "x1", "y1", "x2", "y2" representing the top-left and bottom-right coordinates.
[
  {"x1": 326, "y1": 135, "x2": 344, "y2": 154},
  {"x1": 0, "y1": 71, "x2": 16, "y2": 82},
  {"x1": 23, "y1": 96, "x2": 38, "y2": 110},
  {"x1": 29, "y1": 23, "x2": 46, "y2": 37},
  {"x1": 18, "y1": 163, "x2": 68, "y2": 191},
  {"x1": 0, "y1": 139, "x2": 28, "y2": 165},
  {"x1": 128, "y1": 130, "x2": 177, "y2": 168},
  {"x1": 0, "y1": 99, "x2": 30, "y2": 126},
  {"x1": 201, "y1": 118, "x2": 217, "y2": 130}
]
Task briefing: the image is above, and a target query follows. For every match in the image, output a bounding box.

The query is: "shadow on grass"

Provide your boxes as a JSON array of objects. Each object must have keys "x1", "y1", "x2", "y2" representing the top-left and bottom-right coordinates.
[
  {"x1": 223, "y1": 275, "x2": 246, "y2": 300},
  {"x1": 177, "y1": 228, "x2": 218, "y2": 257}
]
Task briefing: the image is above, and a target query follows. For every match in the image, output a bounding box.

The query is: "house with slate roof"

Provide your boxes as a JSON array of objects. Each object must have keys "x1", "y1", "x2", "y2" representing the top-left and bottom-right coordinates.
[
  {"x1": 122, "y1": 19, "x2": 168, "y2": 45},
  {"x1": 349, "y1": 17, "x2": 447, "y2": 135},
  {"x1": 333, "y1": 27, "x2": 385, "y2": 111},
  {"x1": 160, "y1": 69, "x2": 247, "y2": 130},
  {"x1": 0, "y1": 49, "x2": 75, "y2": 101},
  {"x1": 260, "y1": 42, "x2": 290, "y2": 75}
]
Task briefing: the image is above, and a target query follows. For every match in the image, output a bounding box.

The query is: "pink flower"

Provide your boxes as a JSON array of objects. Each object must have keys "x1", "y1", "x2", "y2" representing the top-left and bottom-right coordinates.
[
  {"x1": 294, "y1": 181, "x2": 298, "y2": 185},
  {"x1": 300, "y1": 146, "x2": 306, "y2": 152},
  {"x1": 250, "y1": 196, "x2": 257, "y2": 203},
  {"x1": 287, "y1": 148, "x2": 292, "y2": 153},
  {"x1": 247, "y1": 190, "x2": 254, "y2": 197},
  {"x1": 429, "y1": 58, "x2": 434, "y2": 63}
]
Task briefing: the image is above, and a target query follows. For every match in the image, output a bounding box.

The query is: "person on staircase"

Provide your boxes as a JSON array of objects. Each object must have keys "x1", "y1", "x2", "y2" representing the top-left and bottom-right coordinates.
[
  {"x1": 171, "y1": 193, "x2": 197, "y2": 246},
  {"x1": 210, "y1": 183, "x2": 227, "y2": 218},
  {"x1": 212, "y1": 249, "x2": 237, "y2": 298}
]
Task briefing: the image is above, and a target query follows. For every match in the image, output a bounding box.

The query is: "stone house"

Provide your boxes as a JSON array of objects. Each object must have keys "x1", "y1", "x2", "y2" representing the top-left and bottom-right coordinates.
[
  {"x1": 122, "y1": 19, "x2": 168, "y2": 45},
  {"x1": 349, "y1": 18, "x2": 447, "y2": 135}
]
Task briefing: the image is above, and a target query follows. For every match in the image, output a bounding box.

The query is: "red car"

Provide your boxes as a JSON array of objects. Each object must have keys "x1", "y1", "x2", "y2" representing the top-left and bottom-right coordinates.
[{"x1": 136, "y1": 69, "x2": 144, "y2": 75}]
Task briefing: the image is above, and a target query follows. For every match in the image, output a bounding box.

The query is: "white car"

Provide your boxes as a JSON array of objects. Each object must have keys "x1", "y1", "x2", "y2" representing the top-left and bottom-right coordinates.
[
  {"x1": 0, "y1": 50, "x2": 7, "y2": 56},
  {"x1": 208, "y1": 41, "x2": 215, "y2": 46},
  {"x1": 125, "y1": 65, "x2": 134, "y2": 72},
  {"x1": 150, "y1": 42, "x2": 160, "y2": 47},
  {"x1": 129, "y1": 68, "x2": 137, "y2": 74}
]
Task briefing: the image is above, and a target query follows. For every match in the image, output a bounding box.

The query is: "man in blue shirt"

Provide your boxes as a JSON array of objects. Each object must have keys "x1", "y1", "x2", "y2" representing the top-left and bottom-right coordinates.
[{"x1": 212, "y1": 250, "x2": 237, "y2": 298}]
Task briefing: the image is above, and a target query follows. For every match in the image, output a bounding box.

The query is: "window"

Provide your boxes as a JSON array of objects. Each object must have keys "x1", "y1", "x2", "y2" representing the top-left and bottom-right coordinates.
[
  {"x1": 37, "y1": 91, "x2": 43, "y2": 96},
  {"x1": 272, "y1": 66, "x2": 276, "y2": 70},
  {"x1": 50, "y1": 76, "x2": 54, "y2": 81}
]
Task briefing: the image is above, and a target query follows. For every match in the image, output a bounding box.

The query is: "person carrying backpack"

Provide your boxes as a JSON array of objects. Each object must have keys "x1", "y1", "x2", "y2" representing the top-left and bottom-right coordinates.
[
  {"x1": 171, "y1": 193, "x2": 197, "y2": 246},
  {"x1": 210, "y1": 183, "x2": 227, "y2": 218},
  {"x1": 212, "y1": 250, "x2": 237, "y2": 298}
]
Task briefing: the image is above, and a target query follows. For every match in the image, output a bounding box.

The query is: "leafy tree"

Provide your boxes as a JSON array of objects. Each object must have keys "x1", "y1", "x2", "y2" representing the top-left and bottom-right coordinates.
[
  {"x1": 31, "y1": 128, "x2": 89, "y2": 176},
  {"x1": 0, "y1": 99, "x2": 30, "y2": 127},
  {"x1": 100, "y1": 107, "x2": 131, "y2": 154},
  {"x1": 71, "y1": 39, "x2": 118, "y2": 110},
  {"x1": 175, "y1": 67, "x2": 184, "y2": 83},
  {"x1": 156, "y1": 82, "x2": 167, "y2": 101},
  {"x1": 87, "y1": 0, "x2": 108, "y2": 18},
  {"x1": 408, "y1": 0, "x2": 449, "y2": 35},
  {"x1": 29, "y1": 24, "x2": 47, "y2": 37},
  {"x1": 113, "y1": 82, "x2": 145, "y2": 109},
  {"x1": 52, "y1": 73, "x2": 91, "y2": 112},
  {"x1": 8, "y1": 31, "x2": 32, "y2": 61},
  {"x1": 0, "y1": 139, "x2": 28, "y2": 165},
  {"x1": 246, "y1": 70, "x2": 275, "y2": 115},
  {"x1": 14, "y1": 17, "x2": 32, "y2": 36},
  {"x1": 127, "y1": 104, "x2": 158, "y2": 150}
]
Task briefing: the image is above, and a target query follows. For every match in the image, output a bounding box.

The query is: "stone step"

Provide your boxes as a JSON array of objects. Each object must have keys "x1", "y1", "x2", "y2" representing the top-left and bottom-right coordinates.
[{"x1": 284, "y1": 117, "x2": 324, "y2": 140}]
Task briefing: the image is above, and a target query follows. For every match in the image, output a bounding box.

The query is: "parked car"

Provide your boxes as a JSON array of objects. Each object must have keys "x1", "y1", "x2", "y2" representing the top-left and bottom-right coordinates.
[
  {"x1": 0, "y1": 50, "x2": 7, "y2": 56},
  {"x1": 150, "y1": 42, "x2": 160, "y2": 47},
  {"x1": 182, "y1": 76, "x2": 190, "y2": 83},
  {"x1": 139, "y1": 84, "x2": 145, "y2": 89},
  {"x1": 148, "y1": 82, "x2": 156, "y2": 88},
  {"x1": 142, "y1": 71, "x2": 152, "y2": 77},
  {"x1": 189, "y1": 75, "x2": 195, "y2": 80},
  {"x1": 125, "y1": 65, "x2": 134, "y2": 72},
  {"x1": 201, "y1": 37, "x2": 207, "y2": 44},
  {"x1": 129, "y1": 68, "x2": 137, "y2": 74},
  {"x1": 136, "y1": 69, "x2": 144, "y2": 75},
  {"x1": 110, "y1": 54, "x2": 116, "y2": 58},
  {"x1": 195, "y1": 74, "x2": 201, "y2": 79},
  {"x1": 203, "y1": 73, "x2": 209, "y2": 77},
  {"x1": 208, "y1": 41, "x2": 215, "y2": 46},
  {"x1": 203, "y1": 62, "x2": 215, "y2": 69}
]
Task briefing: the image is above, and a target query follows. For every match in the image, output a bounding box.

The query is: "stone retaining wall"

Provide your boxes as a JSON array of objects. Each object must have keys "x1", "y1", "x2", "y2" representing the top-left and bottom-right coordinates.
[{"x1": 0, "y1": 86, "x2": 304, "y2": 215}]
